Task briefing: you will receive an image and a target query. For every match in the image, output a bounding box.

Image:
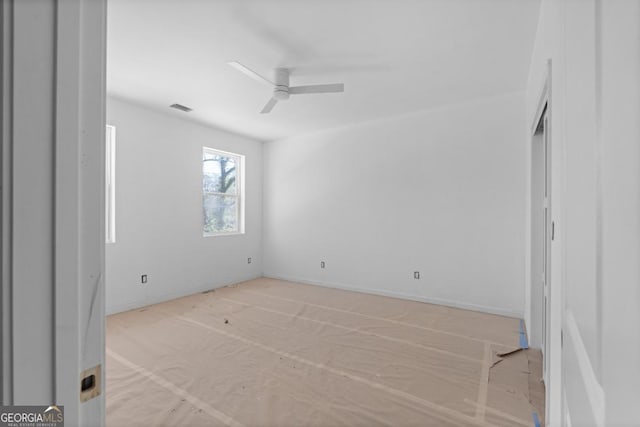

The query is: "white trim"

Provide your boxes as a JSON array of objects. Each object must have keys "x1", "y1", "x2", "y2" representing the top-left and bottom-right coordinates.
[
  {"x1": 10, "y1": 0, "x2": 59, "y2": 403},
  {"x1": 0, "y1": 0, "x2": 13, "y2": 405},
  {"x1": 563, "y1": 390, "x2": 573, "y2": 427},
  {"x1": 202, "y1": 146, "x2": 243, "y2": 159},
  {"x1": 526, "y1": 59, "x2": 563, "y2": 427},
  {"x1": 1, "y1": 0, "x2": 107, "y2": 420},
  {"x1": 55, "y1": 0, "x2": 83, "y2": 416},
  {"x1": 264, "y1": 274, "x2": 524, "y2": 319},
  {"x1": 105, "y1": 274, "x2": 262, "y2": 315},
  {"x1": 202, "y1": 147, "x2": 245, "y2": 236},
  {"x1": 525, "y1": 62, "x2": 552, "y2": 350},
  {"x1": 531, "y1": 79, "x2": 550, "y2": 135},
  {"x1": 545, "y1": 54, "x2": 565, "y2": 427},
  {"x1": 54, "y1": 0, "x2": 107, "y2": 424},
  {"x1": 105, "y1": 125, "x2": 116, "y2": 244},
  {"x1": 565, "y1": 309, "x2": 605, "y2": 427},
  {"x1": 203, "y1": 231, "x2": 245, "y2": 238}
]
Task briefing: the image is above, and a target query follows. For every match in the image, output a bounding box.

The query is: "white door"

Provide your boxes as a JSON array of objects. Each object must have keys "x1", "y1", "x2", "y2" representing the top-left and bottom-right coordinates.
[
  {"x1": 531, "y1": 105, "x2": 550, "y2": 379},
  {"x1": 542, "y1": 112, "x2": 551, "y2": 383}
]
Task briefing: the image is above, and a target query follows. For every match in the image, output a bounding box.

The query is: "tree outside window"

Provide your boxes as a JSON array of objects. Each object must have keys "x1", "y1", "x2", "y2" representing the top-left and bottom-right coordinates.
[{"x1": 202, "y1": 148, "x2": 243, "y2": 235}]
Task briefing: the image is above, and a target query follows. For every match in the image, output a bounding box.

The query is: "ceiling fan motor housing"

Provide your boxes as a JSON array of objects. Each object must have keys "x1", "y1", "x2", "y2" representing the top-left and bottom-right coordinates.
[
  {"x1": 274, "y1": 87, "x2": 290, "y2": 100},
  {"x1": 273, "y1": 68, "x2": 290, "y2": 100}
]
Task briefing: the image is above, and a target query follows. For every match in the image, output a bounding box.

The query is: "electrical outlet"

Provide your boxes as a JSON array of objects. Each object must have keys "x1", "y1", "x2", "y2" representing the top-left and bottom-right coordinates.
[
  {"x1": 248, "y1": 257, "x2": 252, "y2": 264},
  {"x1": 141, "y1": 274, "x2": 147, "y2": 284},
  {"x1": 414, "y1": 271, "x2": 420, "y2": 279},
  {"x1": 320, "y1": 261, "x2": 325, "y2": 269}
]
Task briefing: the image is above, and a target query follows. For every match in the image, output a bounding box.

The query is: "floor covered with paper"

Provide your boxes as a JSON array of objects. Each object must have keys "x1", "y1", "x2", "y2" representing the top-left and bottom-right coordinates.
[{"x1": 106, "y1": 278, "x2": 545, "y2": 426}]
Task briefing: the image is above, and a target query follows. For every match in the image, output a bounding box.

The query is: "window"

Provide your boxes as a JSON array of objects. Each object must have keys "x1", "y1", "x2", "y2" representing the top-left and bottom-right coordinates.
[
  {"x1": 202, "y1": 147, "x2": 244, "y2": 235},
  {"x1": 105, "y1": 125, "x2": 116, "y2": 243}
]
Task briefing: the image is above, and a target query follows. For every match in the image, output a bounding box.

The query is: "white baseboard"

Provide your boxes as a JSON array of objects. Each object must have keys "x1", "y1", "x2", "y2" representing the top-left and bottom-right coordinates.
[
  {"x1": 108, "y1": 273, "x2": 525, "y2": 319},
  {"x1": 563, "y1": 391, "x2": 573, "y2": 427},
  {"x1": 264, "y1": 273, "x2": 523, "y2": 319},
  {"x1": 106, "y1": 274, "x2": 261, "y2": 315},
  {"x1": 564, "y1": 309, "x2": 605, "y2": 427}
]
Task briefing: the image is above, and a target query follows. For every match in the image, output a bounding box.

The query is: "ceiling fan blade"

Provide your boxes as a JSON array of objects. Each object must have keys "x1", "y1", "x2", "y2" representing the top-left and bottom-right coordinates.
[
  {"x1": 260, "y1": 98, "x2": 278, "y2": 114},
  {"x1": 289, "y1": 83, "x2": 344, "y2": 95},
  {"x1": 228, "y1": 61, "x2": 274, "y2": 86}
]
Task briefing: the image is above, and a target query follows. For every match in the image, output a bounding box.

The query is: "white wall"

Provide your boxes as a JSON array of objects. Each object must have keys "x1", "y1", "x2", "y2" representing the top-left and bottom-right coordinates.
[
  {"x1": 599, "y1": 3, "x2": 640, "y2": 424},
  {"x1": 263, "y1": 93, "x2": 527, "y2": 318},
  {"x1": 105, "y1": 96, "x2": 263, "y2": 314},
  {"x1": 527, "y1": 1, "x2": 640, "y2": 426}
]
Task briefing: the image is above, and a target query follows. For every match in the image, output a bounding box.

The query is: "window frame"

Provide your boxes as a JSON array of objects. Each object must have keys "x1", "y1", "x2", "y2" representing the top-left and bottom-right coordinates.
[{"x1": 202, "y1": 147, "x2": 245, "y2": 237}]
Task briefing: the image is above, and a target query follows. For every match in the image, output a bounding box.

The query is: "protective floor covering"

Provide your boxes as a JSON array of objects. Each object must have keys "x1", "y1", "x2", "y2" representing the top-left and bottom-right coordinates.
[{"x1": 106, "y1": 278, "x2": 545, "y2": 426}]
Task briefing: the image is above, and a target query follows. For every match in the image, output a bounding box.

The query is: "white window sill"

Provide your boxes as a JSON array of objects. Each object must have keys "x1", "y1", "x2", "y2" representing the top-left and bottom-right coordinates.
[{"x1": 203, "y1": 232, "x2": 245, "y2": 238}]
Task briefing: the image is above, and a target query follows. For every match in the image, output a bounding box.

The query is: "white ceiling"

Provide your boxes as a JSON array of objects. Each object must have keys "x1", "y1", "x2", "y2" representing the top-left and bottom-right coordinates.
[{"x1": 107, "y1": 0, "x2": 541, "y2": 141}]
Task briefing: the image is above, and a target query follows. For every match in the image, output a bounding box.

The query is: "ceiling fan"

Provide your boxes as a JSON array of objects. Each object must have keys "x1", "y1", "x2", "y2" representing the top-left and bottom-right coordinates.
[{"x1": 228, "y1": 61, "x2": 345, "y2": 114}]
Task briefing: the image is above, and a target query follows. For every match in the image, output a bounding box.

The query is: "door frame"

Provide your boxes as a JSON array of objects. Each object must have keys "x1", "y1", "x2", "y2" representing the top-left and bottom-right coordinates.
[
  {"x1": 527, "y1": 59, "x2": 560, "y2": 425},
  {"x1": 1, "y1": 0, "x2": 107, "y2": 424},
  {"x1": 530, "y1": 103, "x2": 550, "y2": 368},
  {"x1": 536, "y1": 104, "x2": 551, "y2": 385}
]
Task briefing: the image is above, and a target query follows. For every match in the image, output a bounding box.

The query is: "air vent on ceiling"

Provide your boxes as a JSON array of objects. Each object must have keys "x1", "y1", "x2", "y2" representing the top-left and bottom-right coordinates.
[{"x1": 170, "y1": 103, "x2": 193, "y2": 113}]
